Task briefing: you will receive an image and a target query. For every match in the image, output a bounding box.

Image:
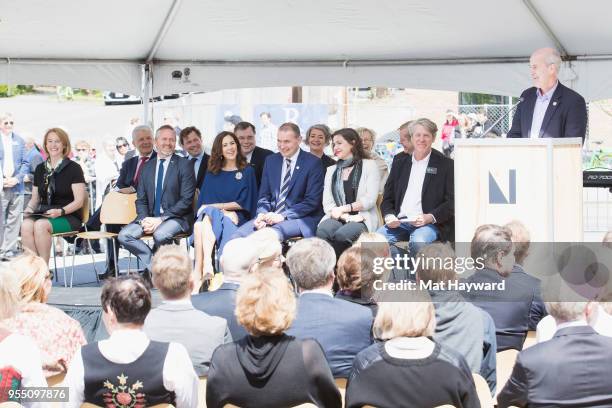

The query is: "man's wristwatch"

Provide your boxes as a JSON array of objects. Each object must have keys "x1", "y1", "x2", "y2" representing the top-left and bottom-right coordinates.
[{"x1": 60, "y1": 208, "x2": 66, "y2": 216}]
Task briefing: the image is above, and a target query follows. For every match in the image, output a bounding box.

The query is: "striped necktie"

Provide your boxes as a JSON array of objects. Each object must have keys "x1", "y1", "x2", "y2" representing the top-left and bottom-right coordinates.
[{"x1": 275, "y1": 158, "x2": 292, "y2": 213}]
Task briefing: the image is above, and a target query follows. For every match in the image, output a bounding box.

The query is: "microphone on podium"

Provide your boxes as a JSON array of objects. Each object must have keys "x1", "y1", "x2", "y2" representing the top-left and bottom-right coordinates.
[{"x1": 481, "y1": 97, "x2": 524, "y2": 137}]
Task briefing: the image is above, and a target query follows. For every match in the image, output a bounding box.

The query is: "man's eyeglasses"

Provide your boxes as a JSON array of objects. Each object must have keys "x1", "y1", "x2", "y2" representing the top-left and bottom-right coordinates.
[
  {"x1": 2, "y1": 121, "x2": 13, "y2": 125},
  {"x1": 76, "y1": 148, "x2": 88, "y2": 152},
  {"x1": 116, "y1": 143, "x2": 129, "y2": 149}
]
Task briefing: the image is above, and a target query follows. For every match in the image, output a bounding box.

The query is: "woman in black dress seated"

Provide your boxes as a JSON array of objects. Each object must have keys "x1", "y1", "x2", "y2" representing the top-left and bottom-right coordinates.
[
  {"x1": 206, "y1": 267, "x2": 341, "y2": 408},
  {"x1": 306, "y1": 124, "x2": 336, "y2": 168},
  {"x1": 21, "y1": 128, "x2": 86, "y2": 264},
  {"x1": 346, "y1": 301, "x2": 480, "y2": 408}
]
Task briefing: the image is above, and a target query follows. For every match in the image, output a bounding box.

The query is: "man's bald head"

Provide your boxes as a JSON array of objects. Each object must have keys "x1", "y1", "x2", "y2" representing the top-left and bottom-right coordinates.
[{"x1": 529, "y1": 48, "x2": 561, "y2": 92}]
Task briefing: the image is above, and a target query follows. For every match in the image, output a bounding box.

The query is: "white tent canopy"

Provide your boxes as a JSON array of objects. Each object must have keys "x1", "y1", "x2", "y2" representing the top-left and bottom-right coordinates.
[{"x1": 2, "y1": 0, "x2": 612, "y2": 101}]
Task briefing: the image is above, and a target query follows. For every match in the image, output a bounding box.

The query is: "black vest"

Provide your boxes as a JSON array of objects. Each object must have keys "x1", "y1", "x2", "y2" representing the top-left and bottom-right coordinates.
[{"x1": 82, "y1": 340, "x2": 175, "y2": 407}]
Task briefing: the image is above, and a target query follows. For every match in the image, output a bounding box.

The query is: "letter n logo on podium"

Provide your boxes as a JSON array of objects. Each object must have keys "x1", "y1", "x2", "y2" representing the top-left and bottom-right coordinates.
[{"x1": 489, "y1": 169, "x2": 516, "y2": 204}]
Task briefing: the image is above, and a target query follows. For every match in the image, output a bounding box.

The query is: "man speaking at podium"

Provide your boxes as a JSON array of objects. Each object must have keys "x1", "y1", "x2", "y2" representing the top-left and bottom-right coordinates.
[{"x1": 507, "y1": 47, "x2": 587, "y2": 141}]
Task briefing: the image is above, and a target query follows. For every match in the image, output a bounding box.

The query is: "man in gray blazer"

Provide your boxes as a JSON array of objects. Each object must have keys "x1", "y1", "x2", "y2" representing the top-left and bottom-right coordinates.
[
  {"x1": 144, "y1": 245, "x2": 231, "y2": 376},
  {"x1": 118, "y1": 125, "x2": 196, "y2": 277},
  {"x1": 497, "y1": 301, "x2": 612, "y2": 407}
]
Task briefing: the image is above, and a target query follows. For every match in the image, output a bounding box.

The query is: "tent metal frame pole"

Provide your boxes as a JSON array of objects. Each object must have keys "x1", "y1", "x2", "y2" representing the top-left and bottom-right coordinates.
[
  {"x1": 143, "y1": 64, "x2": 151, "y2": 126},
  {"x1": 3, "y1": 54, "x2": 612, "y2": 67},
  {"x1": 522, "y1": 0, "x2": 569, "y2": 58},
  {"x1": 146, "y1": 0, "x2": 182, "y2": 62}
]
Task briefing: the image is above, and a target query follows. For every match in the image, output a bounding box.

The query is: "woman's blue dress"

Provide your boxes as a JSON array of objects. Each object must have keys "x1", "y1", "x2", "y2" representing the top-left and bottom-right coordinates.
[{"x1": 194, "y1": 166, "x2": 258, "y2": 252}]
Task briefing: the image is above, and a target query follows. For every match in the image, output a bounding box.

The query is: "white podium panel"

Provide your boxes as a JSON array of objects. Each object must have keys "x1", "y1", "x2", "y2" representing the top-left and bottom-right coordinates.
[{"x1": 454, "y1": 138, "x2": 583, "y2": 242}]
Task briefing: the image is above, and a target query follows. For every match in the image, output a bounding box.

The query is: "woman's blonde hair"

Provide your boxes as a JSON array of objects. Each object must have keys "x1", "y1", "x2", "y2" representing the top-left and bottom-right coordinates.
[
  {"x1": 248, "y1": 228, "x2": 283, "y2": 272},
  {"x1": 0, "y1": 267, "x2": 22, "y2": 320},
  {"x1": 373, "y1": 301, "x2": 436, "y2": 340},
  {"x1": 10, "y1": 252, "x2": 51, "y2": 304},
  {"x1": 236, "y1": 267, "x2": 296, "y2": 336}
]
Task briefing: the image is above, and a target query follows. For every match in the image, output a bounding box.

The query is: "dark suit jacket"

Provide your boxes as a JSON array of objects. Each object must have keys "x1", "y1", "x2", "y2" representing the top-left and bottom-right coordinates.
[
  {"x1": 286, "y1": 293, "x2": 373, "y2": 377},
  {"x1": 497, "y1": 326, "x2": 612, "y2": 407},
  {"x1": 116, "y1": 152, "x2": 157, "y2": 189},
  {"x1": 249, "y1": 146, "x2": 273, "y2": 188},
  {"x1": 463, "y1": 267, "x2": 542, "y2": 351},
  {"x1": 257, "y1": 149, "x2": 324, "y2": 237},
  {"x1": 507, "y1": 82, "x2": 587, "y2": 141},
  {"x1": 194, "y1": 152, "x2": 210, "y2": 191},
  {"x1": 191, "y1": 282, "x2": 247, "y2": 340},
  {"x1": 381, "y1": 148, "x2": 454, "y2": 242},
  {"x1": 135, "y1": 153, "x2": 195, "y2": 231}
]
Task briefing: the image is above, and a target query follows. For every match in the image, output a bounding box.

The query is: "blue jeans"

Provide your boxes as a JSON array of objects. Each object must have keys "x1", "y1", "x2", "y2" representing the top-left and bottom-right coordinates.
[{"x1": 376, "y1": 222, "x2": 439, "y2": 257}]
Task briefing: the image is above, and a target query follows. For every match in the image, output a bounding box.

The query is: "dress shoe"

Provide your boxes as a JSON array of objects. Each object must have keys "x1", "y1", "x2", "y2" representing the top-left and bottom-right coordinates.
[
  {"x1": 98, "y1": 267, "x2": 116, "y2": 281},
  {"x1": 141, "y1": 269, "x2": 153, "y2": 288}
]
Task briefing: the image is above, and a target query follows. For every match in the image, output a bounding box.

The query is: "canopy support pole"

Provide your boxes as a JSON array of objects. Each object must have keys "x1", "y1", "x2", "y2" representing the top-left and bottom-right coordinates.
[
  {"x1": 143, "y1": 63, "x2": 152, "y2": 126},
  {"x1": 522, "y1": 0, "x2": 570, "y2": 58},
  {"x1": 146, "y1": 0, "x2": 182, "y2": 62}
]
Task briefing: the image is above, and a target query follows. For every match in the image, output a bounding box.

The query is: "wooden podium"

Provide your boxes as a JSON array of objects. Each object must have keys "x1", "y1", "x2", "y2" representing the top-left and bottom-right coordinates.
[{"x1": 454, "y1": 137, "x2": 583, "y2": 242}]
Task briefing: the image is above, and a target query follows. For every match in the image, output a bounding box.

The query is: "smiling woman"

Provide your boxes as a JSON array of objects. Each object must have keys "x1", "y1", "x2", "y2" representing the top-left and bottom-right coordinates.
[
  {"x1": 306, "y1": 124, "x2": 335, "y2": 169},
  {"x1": 192, "y1": 131, "x2": 258, "y2": 290},
  {"x1": 20, "y1": 128, "x2": 87, "y2": 265}
]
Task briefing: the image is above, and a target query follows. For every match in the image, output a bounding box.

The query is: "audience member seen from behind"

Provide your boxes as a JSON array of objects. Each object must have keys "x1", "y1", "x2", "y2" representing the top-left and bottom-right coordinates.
[
  {"x1": 63, "y1": 277, "x2": 198, "y2": 408},
  {"x1": 248, "y1": 227, "x2": 283, "y2": 273},
  {"x1": 21, "y1": 128, "x2": 87, "y2": 264},
  {"x1": 192, "y1": 131, "x2": 257, "y2": 288},
  {"x1": 416, "y1": 243, "x2": 497, "y2": 392},
  {"x1": 0, "y1": 268, "x2": 46, "y2": 407},
  {"x1": 144, "y1": 245, "x2": 232, "y2": 376},
  {"x1": 2, "y1": 253, "x2": 86, "y2": 377},
  {"x1": 464, "y1": 224, "x2": 534, "y2": 351},
  {"x1": 285, "y1": 238, "x2": 373, "y2": 377},
  {"x1": 537, "y1": 292, "x2": 612, "y2": 342},
  {"x1": 206, "y1": 268, "x2": 341, "y2": 408},
  {"x1": 498, "y1": 301, "x2": 612, "y2": 407},
  {"x1": 191, "y1": 237, "x2": 261, "y2": 340},
  {"x1": 345, "y1": 301, "x2": 479, "y2": 408},
  {"x1": 335, "y1": 245, "x2": 378, "y2": 315},
  {"x1": 504, "y1": 220, "x2": 547, "y2": 329},
  {"x1": 317, "y1": 128, "x2": 381, "y2": 258},
  {"x1": 305, "y1": 124, "x2": 335, "y2": 169},
  {"x1": 356, "y1": 127, "x2": 388, "y2": 192}
]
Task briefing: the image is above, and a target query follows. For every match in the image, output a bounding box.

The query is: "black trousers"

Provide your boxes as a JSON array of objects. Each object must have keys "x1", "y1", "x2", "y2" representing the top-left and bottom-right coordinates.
[{"x1": 316, "y1": 218, "x2": 367, "y2": 258}]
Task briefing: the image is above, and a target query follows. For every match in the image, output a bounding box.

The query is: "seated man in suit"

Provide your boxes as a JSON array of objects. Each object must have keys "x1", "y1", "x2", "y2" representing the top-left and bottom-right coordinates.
[
  {"x1": 144, "y1": 245, "x2": 231, "y2": 376},
  {"x1": 285, "y1": 238, "x2": 373, "y2": 377},
  {"x1": 178, "y1": 126, "x2": 209, "y2": 191},
  {"x1": 63, "y1": 277, "x2": 198, "y2": 408},
  {"x1": 233, "y1": 122, "x2": 324, "y2": 241},
  {"x1": 118, "y1": 125, "x2": 195, "y2": 281},
  {"x1": 377, "y1": 118, "x2": 454, "y2": 256},
  {"x1": 234, "y1": 121, "x2": 273, "y2": 188},
  {"x1": 463, "y1": 224, "x2": 541, "y2": 351},
  {"x1": 191, "y1": 237, "x2": 260, "y2": 340},
  {"x1": 507, "y1": 47, "x2": 587, "y2": 141},
  {"x1": 498, "y1": 301, "x2": 612, "y2": 407},
  {"x1": 87, "y1": 125, "x2": 156, "y2": 279}
]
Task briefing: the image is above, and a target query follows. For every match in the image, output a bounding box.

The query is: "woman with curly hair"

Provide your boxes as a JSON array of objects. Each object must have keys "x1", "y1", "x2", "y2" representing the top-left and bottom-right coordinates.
[{"x1": 192, "y1": 131, "x2": 257, "y2": 289}]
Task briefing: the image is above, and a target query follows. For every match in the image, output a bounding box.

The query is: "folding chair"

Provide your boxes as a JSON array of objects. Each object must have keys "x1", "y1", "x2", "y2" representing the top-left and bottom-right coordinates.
[
  {"x1": 51, "y1": 195, "x2": 90, "y2": 287},
  {"x1": 376, "y1": 193, "x2": 384, "y2": 227},
  {"x1": 495, "y1": 349, "x2": 519, "y2": 399},
  {"x1": 71, "y1": 192, "x2": 137, "y2": 287}
]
